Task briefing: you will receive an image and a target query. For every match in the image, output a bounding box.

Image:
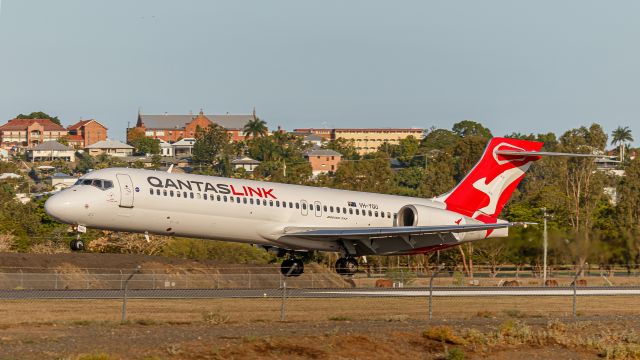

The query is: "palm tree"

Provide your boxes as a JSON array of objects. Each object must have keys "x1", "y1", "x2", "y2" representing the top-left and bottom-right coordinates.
[
  {"x1": 243, "y1": 117, "x2": 268, "y2": 139},
  {"x1": 611, "y1": 126, "x2": 634, "y2": 161}
]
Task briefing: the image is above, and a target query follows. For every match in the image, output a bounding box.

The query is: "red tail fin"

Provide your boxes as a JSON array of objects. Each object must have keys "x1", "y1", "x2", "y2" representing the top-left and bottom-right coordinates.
[{"x1": 436, "y1": 137, "x2": 543, "y2": 223}]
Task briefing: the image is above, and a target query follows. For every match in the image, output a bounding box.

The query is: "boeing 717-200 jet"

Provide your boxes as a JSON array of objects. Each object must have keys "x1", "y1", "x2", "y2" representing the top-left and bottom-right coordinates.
[{"x1": 44, "y1": 137, "x2": 594, "y2": 276}]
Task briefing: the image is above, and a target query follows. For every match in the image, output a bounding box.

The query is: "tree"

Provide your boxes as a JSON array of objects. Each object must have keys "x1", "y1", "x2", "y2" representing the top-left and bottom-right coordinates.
[
  {"x1": 421, "y1": 128, "x2": 458, "y2": 152},
  {"x1": 611, "y1": 126, "x2": 634, "y2": 162},
  {"x1": 243, "y1": 117, "x2": 269, "y2": 138},
  {"x1": 126, "y1": 128, "x2": 160, "y2": 155},
  {"x1": 323, "y1": 138, "x2": 359, "y2": 160},
  {"x1": 16, "y1": 112, "x2": 62, "y2": 126},
  {"x1": 452, "y1": 120, "x2": 492, "y2": 139},
  {"x1": 192, "y1": 124, "x2": 231, "y2": 165},
  {"x1": 615, "y1": 157, "x2": 640, "y2": 264}
]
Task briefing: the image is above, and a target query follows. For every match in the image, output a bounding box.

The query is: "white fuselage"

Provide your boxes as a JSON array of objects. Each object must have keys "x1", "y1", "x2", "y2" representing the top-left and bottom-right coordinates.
[{"x1": 45, "y1": 168, "x2": 503, "y2": 255}]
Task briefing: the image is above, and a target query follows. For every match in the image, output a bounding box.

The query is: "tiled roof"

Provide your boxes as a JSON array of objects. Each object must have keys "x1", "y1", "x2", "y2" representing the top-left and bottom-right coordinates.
[
  {"x1": 31, "y1": 141, "x2": 73, "y2": 151},
  {"x1": 231, "y1": 156, "x2": 261, "y2": 165},
  {"x1": 138, "y1": 114, "x2": 254, "y2": 130},
  {"x1": 85, "y1": 139, "x2": 134, "y2": 149},
  {"x1": 303, "y1": 148, "x2": 342, "y2": 157},
  {"x1": 67, "y1": 119, "x2": 107, "y2": 130},
  {"x1": 0, "y1": 119, "x2": 67, "y2": 132}
]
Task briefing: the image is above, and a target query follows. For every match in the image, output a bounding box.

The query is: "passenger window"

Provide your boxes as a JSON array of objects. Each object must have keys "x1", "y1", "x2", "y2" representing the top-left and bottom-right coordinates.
[
  {"x1": 356, "y1": 209, "x2": 360, "y2": 215},
  {"x1": 224, "y1": 196, "x2": 227, "y2": 202},
  {"x1": 296, "y1": 203, "x2": 300, "y2": 209},
  {"x1": 368, "y1": 210, "x2": 372, "y2": 216},
  {"x1": 387, "y1": 212, "x2": 391, "y2": 218},
  {"x1": 217, "y1": 195, "x2": 221, "y2": 201},
  {"x1": 289, "y1": 202, "x2": 293, "y2": 208},
  {"x1": 250, "y1": 198, "x2": 254, "y2": 204},
  {"x1": 203, "y1": 194, "x2": 207, "y2": 200},
  {"x1": 330, "y1": 206, "x2": 334, "y2": 212},
  {"x1": 336, "y1": 207, "x2": 340, "y2": 213},
  {"x1": 149, "y1": 188, "x2": 153, "y2": 195},
  {"x1": 270, "y1": 200, "x2": 274, "y2": 206},
  {"x1": 302, "y1": 203, "x2": 306, "y2": 210},
  {"x1": 163, "y1": 190, "x2": 167, "y2": 196},
  {"x1": 190, "y1": 193, "x2": 194, "y2": 199},
  {"x1": 316, "y1": 205, "x2": 320, "y2": 211},
  {"x1": 156, "y1": 189, "x2": 161, "y2": 195},
  {"x1": 183, "y1": 192, "x2": 187, "y2": 198},
  {"x1": 323, "y1": 205, "x2": 327, "y2": 212},
  {"x1": 374, "y1": 211, "x2": 378, "y2": 217},
  {"x1": 349, "y1": 208, "x2": 353, "y2": 215},
  {"x1": 276, "y1": 201, "x2": 280, "y2": 207},
  {"x1": 177, "y1": 192, "x2": 181, "y2": 198},
  {"x1": 243, "y1": 198, "x2": 247, "y2": 204},
  {"x1": 343, "y1": 207, "x2": 347, "y2": 214}
]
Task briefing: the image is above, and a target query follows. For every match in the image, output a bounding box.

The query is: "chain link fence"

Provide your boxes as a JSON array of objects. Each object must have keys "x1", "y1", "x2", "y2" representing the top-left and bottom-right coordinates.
[{"x1": 0, "y1": 265, "x2": 638, "y2": 324}]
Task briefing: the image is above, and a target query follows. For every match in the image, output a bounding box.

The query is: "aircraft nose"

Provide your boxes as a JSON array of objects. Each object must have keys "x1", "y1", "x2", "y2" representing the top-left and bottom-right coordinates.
[{"x1": 44, "y1": 192, "x2": 76, "y2": 224}]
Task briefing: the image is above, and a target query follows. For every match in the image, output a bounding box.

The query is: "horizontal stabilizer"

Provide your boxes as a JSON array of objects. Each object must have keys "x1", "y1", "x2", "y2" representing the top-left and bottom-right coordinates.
[{"x1": 495, "y1": 150, "x2": 604, "y2": 157}]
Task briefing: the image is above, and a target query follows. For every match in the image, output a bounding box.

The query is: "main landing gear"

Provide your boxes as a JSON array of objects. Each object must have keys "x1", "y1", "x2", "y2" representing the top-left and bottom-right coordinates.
[
  {"x1": 280, "y1": 258, "x2": 304, "y2": 277},
  {"x1": 335, "y1": 257, "x2": 358, "y2": 275}
]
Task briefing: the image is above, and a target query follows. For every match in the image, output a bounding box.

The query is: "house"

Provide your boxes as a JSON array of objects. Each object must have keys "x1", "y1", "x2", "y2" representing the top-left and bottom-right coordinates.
[
  {"x1": 67, "y1": 119, "x2": 108, "y2": 148},
  {"x1": 231, "y1": 156, "x2": 261, "y2": 172},
  {"x1": 0, "y1": 118, "x2": 68, "y2": 149},
  {"x1": 303, "y1": 148, "x2": 342, "y2": 176},
  {"x1": 300, "y1": 133, "x2": 324, "y2": 147},
  {"x1": 159, "y1": 140, "x2": 174, "y2": 157},
  {"x1": 26, "y1": 141, "x2": 76, "y2": 162},
  {"x1": 294, "y1": 127, "x2": 424, "y2": 155},
  {"x1": 128, "y1": 110, "x2": 260, "y2": 143},
  {"x1": 172, "y1": 138, "x2": 196, "y2": 157},
  {"x1": 85, "y1": 139, "x2": 134, "y2": 157},
  {"x1": 48, "y1": 172, "x2": 78, "y2": 190}
]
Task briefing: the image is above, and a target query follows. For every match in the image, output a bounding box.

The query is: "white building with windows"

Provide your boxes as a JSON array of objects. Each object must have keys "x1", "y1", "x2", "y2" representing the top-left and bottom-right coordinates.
[{"x1": 85, "y1": 139, "x2": 134, "y2": 157}]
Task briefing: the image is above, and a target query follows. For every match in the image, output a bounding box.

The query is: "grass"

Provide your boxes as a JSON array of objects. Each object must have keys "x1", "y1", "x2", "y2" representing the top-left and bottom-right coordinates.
[{"x1": 328, "y1": 316, "x2": 352, "y2": 321}]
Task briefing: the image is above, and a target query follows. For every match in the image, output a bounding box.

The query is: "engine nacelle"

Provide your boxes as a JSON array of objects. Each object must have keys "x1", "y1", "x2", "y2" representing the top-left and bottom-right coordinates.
[
  {"x1": 396, "y1": 204, "x2": 508, "y2": 241},
  {"x1": 397, "y1": 204, "x2": 475, "y2": 227}
]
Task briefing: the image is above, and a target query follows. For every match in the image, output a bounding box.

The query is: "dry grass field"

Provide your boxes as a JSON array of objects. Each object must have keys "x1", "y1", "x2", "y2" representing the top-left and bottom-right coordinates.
[{"x1": 0, "y1": 297, "x2": 639, "y2": 359}]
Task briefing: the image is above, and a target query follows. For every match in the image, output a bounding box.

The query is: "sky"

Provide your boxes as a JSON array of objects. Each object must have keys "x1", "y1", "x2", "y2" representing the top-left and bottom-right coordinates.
[{"x1": 0, "y1": 0, "x2": 638, "y2": 146}]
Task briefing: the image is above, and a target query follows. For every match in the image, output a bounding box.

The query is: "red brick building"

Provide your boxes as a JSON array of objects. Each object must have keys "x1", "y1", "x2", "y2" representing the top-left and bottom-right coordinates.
[
  {"x1": 67, "y1": 119, "x2": 108, "y2": 148},
  {"x1": 0, "y1": 119, "x2": 68, "y2": 149},
  {"x1": 303, "y1": 148, "x2": 342, "y2": 176},
  {"x1": 128, "y1": 110, "x2": 259, "y2": 143}
]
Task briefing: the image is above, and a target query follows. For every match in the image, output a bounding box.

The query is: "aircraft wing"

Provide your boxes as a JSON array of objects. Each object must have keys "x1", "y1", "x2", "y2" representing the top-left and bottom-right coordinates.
[{"x1": 283, "y1": 222, "x2": 530, "y2": 239}]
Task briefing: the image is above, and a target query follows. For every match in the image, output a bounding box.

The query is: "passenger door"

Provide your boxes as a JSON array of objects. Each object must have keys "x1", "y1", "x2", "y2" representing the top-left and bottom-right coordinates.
[
  {"x1": 116, "y1": 174, "x2": 134, "y2": 208},
  {"x1": 300, "y1": 200, "x2": 308, "y2": 216},
  {"x1": 314, "y1": 201, "x2": 322, "y2": 217}
]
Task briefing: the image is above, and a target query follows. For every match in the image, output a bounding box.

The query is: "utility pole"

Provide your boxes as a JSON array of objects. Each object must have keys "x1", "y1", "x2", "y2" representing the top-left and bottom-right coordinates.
[{"x1": 542, "y1": 207, "x2": 548, "y2": 284}]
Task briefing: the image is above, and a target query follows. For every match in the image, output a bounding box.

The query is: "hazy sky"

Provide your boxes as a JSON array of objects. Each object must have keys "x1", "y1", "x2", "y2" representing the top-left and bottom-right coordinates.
[{"x1": 0, "y1": 0, "x2": 638, "y2": 145}]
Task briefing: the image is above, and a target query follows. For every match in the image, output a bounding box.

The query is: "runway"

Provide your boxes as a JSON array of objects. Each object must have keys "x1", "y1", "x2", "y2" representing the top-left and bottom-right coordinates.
[{"x1": 1, "y1": 286, "x2": 639, "y2": 299}]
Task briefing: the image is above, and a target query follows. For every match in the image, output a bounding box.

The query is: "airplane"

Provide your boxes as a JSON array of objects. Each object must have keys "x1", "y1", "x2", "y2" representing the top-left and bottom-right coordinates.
[{"x1": 44, "y1": 137, "x2": 594, "y2": 276}]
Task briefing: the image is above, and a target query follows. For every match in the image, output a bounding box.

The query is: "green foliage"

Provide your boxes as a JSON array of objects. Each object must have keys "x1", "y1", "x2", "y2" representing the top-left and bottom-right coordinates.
[
  {"x1": 452, "y1": 120, "x2": 492, "y2": 139},
  {"x1": 243, "y1": 117, "x2": 268, "y2": 138},
  {"x1": 130, "y1": 137, "x2": 160, "y2": 155},
  {"x1": 193, "y1": 124, "x2": 231, "y2": 165},
  {"x1": 163, "y1": 238, "x2": 274, "y2": 264},
  {"x1": 322, "y1": 138, "x2": 359, "y2": 160},
  {"x1": 16, "y1": 111, "x2": 61, "y2": 126}
]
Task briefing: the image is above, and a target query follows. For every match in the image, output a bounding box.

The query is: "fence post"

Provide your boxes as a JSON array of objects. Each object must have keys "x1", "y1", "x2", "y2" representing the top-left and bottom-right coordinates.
[
  {"x1": 429, "y1": 264, "x2": 444, "y2": 321},
  {"x1": 572, "y1": 264, "x2": 583, "y2": 318},
  {"x1": 280, "y1": 263, "x2": 298, "y2": 321},
  {"x1": 54, "y1": 271, "x2": 58, "y2": 290},
  {"x1": 19, "y1": 269, "x2": 23, "y2": 289},
  {"x1": 121, "y1": 266, "x2": 141, "y2": 323}
]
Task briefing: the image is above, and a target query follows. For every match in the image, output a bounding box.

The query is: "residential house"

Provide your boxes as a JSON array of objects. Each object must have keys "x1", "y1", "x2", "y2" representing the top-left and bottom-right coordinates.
[
  {"x1": 159, "y1": 140, "x2": 174, "y2": 157},
  {"x1": 303, "y1": 148, "x2": 342, "y2": 176},
  {"x1": 85, "y1": 139, "x2": 134, "y2": 157},
  {"x1": 231, "y1": 156, "x2": 261, "y2": 173},
  {"x1": 128, "y1": 110, "x2": 260, "y2": 143},
  {"x1": 0, "y1": 118, "x2": 68, "y2": 149},
  {"x1": 26, "y1": 141, "x2": 76, "y2": 162},
  {"x1": 48, "y1": 172, "x2": 78, "y2": 190},
  {"x1": 67, "y1": 119, "x2": 108, "y2": 148},
  {"x1": 172, "y1": 138, "x2": 196, "y2": 157}
]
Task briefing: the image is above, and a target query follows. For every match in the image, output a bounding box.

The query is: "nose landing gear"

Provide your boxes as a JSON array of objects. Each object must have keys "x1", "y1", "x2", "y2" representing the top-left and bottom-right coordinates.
[{"x1": 70, "y1": 239, "x2": 85, "y2": 251}]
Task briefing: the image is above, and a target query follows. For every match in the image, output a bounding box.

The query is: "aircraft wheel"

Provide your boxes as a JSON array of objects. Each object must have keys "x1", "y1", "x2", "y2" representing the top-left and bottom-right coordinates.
[
  {"x1": 291, "y1": 259, "x2": 304, "y2": 277},
  {"x1": 70, "y1": 239, "x2": 85, "y2": 251},
  {"x1": 280, "y1": 259, "x2": 296, "y2": 276},
  {"x1": 335, "y1": 257, "x2": 358, "y2": 275}
]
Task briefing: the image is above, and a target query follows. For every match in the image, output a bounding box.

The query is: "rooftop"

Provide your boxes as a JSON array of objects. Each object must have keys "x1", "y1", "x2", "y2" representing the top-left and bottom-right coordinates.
[
  {"x1": 85, "y1": 139, "x2": 134, "y2": 149},
  {"x1": 138, "y1": 113, "x2": 255, "y2": 130},
  {"x1": 0, "y1": 119, "x2": 67, "y2": 132},
  {"x1": 303, "y1": 148, "x2": 342, "y2": 157},
  {"x1": 31, "y1": 141, "x2": 73, "y2": 151}
]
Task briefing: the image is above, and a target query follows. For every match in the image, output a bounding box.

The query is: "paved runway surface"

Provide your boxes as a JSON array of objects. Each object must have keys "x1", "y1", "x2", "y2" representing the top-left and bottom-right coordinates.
[{"x1": 1, "y1": 287, "x2": 639, "y2": 299}]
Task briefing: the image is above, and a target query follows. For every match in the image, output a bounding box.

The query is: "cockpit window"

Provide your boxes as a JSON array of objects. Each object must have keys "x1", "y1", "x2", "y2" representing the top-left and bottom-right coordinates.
[{"x1": 75, "y1": 178, "x2": 114, "y2": 190}]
